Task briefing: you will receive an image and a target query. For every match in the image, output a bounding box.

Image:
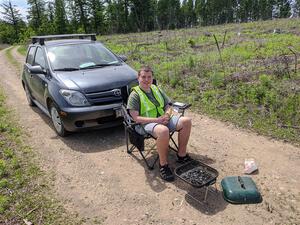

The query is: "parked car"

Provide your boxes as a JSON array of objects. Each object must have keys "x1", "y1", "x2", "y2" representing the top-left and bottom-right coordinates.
[{"x1": 22, "y1": 34, "x2": 137, "y2": 136}]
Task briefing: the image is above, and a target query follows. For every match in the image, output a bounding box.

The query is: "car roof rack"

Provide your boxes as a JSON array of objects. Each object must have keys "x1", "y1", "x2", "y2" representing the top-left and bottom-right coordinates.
[{"x1": 31, "y1": 34, "x2": 97, "y2": 45}]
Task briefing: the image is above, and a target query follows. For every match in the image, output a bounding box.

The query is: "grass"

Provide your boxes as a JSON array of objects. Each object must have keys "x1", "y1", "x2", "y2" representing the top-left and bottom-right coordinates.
[
  {"x1": 17, "y1": 45, "x2": 27, "y2": 56},
  {"x1": 98, "y1": 18, "x2": 300, "y2": 145},
  {"x1": 5, "y1": 46, "x2": 22, "y2": 74},
  {"x1": 0, "y1": 71, "x2": 83, "y2": 223}
]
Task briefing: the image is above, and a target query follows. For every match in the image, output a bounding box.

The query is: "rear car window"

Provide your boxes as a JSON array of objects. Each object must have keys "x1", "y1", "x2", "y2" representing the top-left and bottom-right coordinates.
[{"x1": 26, "y1": 46, "x2": 36, "y2": 65}]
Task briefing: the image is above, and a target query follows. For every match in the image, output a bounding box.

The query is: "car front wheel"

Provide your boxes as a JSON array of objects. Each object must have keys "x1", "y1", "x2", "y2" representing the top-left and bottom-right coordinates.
[{"x1": 50, "y1": 103, "x2": 68, "y2": 137}]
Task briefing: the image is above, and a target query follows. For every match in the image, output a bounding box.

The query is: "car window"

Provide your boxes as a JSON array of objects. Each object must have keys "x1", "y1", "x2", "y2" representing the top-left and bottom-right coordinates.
[
  {"x1": 47, "y1": 43, "x2": 120, "y2": 70},
  {"x1": 26, "y1": 47, "x2": 36, "y2": 65},
  {"x1": 34, "y1": 47, "x2": 46, "y2": 68}
]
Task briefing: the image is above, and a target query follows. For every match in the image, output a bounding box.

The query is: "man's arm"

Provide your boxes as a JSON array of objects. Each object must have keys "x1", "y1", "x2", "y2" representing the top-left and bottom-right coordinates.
[{"x1": 129, "y1": 110, "x2": 169, "y2": 125}]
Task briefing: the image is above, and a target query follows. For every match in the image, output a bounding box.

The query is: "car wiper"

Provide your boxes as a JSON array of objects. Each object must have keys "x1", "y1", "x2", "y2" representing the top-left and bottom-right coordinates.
[
  {"x1": 54, "y1": 68, "x2": 80, "y2": 71},
  {"x1": 80, "y1": 63, "x2": 121, "y2": 70}
]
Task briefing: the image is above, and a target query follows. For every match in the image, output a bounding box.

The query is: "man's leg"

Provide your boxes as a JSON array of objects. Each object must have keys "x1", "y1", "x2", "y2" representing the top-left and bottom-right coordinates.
[
  {"x1": 152, "y1": 124, "x2": 170, "y2": 166},
  {"x1": 176, "y1": 117, "x2": 192, "y2": 157}
]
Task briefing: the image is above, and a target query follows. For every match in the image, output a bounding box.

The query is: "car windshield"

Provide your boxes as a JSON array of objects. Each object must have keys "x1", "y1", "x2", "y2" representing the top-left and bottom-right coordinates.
[{"x1": 47, "y1": 43, "x2": 120, "y2": 71}]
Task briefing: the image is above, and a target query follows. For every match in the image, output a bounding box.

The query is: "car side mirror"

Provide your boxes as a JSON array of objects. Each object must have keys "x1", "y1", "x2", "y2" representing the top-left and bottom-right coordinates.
[
  {"x1": 118, "y1": 55, "x2": 127, "y2": 62},
  {"x1": 29, "y1": 65, "x2": 47, "y2": 75}
]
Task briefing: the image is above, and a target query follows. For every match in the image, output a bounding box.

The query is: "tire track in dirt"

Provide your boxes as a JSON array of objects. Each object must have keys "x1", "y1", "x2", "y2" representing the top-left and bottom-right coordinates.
[{"x1": 0, "y1": 46, "x2": 299, "y2": 225}]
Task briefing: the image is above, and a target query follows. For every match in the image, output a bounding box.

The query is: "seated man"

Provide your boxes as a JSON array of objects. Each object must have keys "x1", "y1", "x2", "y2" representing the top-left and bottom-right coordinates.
[{"x1": 127, "y1": 65, "x2": 192, "y2": 182}]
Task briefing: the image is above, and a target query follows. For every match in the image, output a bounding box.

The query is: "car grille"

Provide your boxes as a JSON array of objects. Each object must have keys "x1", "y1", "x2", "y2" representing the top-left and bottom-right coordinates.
[{"x1": 85, "y1": 87, "x2": 127, "y2": 105}]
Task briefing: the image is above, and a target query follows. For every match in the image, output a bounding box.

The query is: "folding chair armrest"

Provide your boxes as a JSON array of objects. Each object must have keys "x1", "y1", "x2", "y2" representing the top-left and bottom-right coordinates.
[
  {"x1": 170, "y1": 102, "x2": 191, "y2": 115},
  {"x1": 171, "y1": 102, "x2": 192, "y2": 110}
]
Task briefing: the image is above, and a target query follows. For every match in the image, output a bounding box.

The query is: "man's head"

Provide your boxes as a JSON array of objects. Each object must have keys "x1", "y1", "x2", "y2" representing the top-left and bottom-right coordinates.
[{"x1": 138, "y1": 65, "x2": 153, "y2": 91}]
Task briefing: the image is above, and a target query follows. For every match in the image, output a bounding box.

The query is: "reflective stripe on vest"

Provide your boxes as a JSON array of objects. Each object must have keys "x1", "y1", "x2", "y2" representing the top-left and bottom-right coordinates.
[{"x1": 133, "y1": 85, "x2": 165, "y2": 118}]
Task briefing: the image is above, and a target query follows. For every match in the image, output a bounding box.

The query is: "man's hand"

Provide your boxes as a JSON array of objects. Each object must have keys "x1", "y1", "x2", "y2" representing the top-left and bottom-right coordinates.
[{"x1": 157, "y1": 115, "x2": 169, "y2": 125}]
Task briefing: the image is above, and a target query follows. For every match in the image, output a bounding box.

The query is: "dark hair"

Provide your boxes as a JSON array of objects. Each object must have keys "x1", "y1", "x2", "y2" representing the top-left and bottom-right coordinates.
[{"x1": 138, "y1": 65, "x2": 153, "y2": 76}]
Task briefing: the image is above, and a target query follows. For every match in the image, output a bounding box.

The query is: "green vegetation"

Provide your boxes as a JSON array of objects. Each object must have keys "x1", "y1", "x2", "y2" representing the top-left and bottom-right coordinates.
[
  {"x1": 99, "y1": 18, "x2": 300, "y2": 145},
  {"x1": 4, "y1": 47, "x2": 19, "y2": 70},
  {"x1": 1, "y1": 0, "x2": 299, "y2": 44},
  {"x1": 17, "y1": 45, "x2": 27, "y2": 56},
  {"x1": 0, "y1": 90, "x2": 81, "y2": 224}
]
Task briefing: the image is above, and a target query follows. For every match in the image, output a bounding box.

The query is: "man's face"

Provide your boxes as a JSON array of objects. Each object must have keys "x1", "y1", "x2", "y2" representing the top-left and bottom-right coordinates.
[{"x1": 138, "y1": 70, "x2": 153, "y2": 90}]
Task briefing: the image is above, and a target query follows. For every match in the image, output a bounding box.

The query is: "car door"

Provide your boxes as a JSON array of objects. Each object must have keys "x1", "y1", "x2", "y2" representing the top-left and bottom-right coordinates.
[
  {"x1": 24, "y1": 46, "x2": 36, "y2": 95},
  {"x1": 30, "y1": 47, "x2": 49, "y2": 107}
]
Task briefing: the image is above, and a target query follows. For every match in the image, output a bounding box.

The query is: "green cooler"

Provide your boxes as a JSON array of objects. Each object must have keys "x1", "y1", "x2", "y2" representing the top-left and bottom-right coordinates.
[{"x1": 221, "y1": 176, "x2": 262, "y2": 204}]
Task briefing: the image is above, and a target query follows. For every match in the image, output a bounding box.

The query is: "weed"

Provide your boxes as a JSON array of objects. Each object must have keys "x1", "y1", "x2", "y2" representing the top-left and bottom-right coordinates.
[
  {"x1": 0, "y1": 195, "x2": 10, "y2": 214},
  {"x1": 0, "y1": 178, "x2": 8, "y2": 188},
  {"x1": 210, "y1": 72, "x2": 225, "y2": 88},
  {"x1": 188, "y1": 38, "x2": 195, "y2": 48}
]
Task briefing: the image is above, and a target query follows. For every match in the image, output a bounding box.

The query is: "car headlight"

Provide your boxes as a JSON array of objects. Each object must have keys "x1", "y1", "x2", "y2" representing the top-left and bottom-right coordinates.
[{"x1": 59, "y1": 89, "x2": 90, "y2": 106}]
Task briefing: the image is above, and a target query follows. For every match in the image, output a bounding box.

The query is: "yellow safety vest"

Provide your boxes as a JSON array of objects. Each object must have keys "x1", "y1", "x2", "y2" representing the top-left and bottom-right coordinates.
[{"x1": 133, "y1": 85, "x2": 165, "y2": 118}]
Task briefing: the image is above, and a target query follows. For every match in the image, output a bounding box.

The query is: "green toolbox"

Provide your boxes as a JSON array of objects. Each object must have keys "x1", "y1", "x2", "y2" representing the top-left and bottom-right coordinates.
[{"x1": 221, "y1": 176, "x2": 262, "y2": 204}]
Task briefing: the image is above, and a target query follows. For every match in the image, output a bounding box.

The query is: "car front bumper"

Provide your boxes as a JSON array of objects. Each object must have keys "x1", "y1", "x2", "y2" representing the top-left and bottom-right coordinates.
[{"x1": 59, "y1": 102, "x2": 124, "y2": 132}]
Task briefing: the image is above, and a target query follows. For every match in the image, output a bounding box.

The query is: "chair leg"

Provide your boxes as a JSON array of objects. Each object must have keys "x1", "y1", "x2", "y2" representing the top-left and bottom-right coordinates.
[
  {"x1": 170, "y1": 136, "x2": 179, "y2": 153},
  {"x1": 138, "y1": 148, "x2": 159, "y2": 170},
  {"x1": 125, "y1": 128, "x2": 135, "y2": 154}
]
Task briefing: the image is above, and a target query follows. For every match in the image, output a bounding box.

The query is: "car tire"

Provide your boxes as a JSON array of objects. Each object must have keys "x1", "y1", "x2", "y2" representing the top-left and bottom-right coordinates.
[
  {"x1": 24, "y1": 83, "x2": 35, "y2": 106},
  {"x1": 50, "y1": 103, "x2": 68, "y2": 137}
]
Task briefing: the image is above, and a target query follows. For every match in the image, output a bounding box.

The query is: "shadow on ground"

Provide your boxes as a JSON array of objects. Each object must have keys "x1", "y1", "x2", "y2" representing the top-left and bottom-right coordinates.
[
  {"x1": 31, "y1": 106, "x2": 126, "y2": 153},
  {"x1": 126, "y1": 140, "x2": 227, "y2": 215}
]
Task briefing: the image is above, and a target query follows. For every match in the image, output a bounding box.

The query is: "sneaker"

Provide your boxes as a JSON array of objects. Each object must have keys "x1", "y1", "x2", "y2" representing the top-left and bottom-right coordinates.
[
  {"x1": 177, "y1": 153, "x2": 193, "y2": 164},
  {"x1": 159, "y1": 164, "x2": 175, "y2": 182}
]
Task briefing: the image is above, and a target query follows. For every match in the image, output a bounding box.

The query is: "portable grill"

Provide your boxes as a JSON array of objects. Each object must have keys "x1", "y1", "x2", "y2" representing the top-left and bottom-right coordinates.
[{"x1": 175, "y1": 160, "x2": 219, "y2": 201}]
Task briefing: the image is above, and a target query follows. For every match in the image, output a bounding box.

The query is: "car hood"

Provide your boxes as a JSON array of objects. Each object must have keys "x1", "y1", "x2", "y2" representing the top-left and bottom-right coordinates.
[{"x1": 55, "y1": 64, "x2": 137, "y2": 93}]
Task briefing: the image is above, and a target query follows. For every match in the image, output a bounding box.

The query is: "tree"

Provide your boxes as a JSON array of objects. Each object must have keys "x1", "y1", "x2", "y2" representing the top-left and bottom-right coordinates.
[
  {"x1": 181, "y1": 0, "x2": 196, "y2": 27},
  {"x1": 129, "y1": 0, "x2": 156, "y2": 31},
  {"x1": 259, "y1": 0, "x2": 274, "y2": 20},
  {"x1": 88, "y1": 0, "x2": 105, "y2": 34},
  {"x1": 65, "y1": 0, "x2": 79, "y2": 33},
  {"x1": 276, "y1": 0, "x2": 291, "y2": 18},
  {"x1": 157, "y1": 0, "x2": 181, "y2": 30},
  {"x1": 0, "y1": 0, "x2": 24, "y2": 42},
  {"x1": 54, "y1": 0, "x2": 68, "y2": 34},
  {"x1": 75, "y1": 0, "x2": 89, "y2": 33},
  {"x1": 27, "y1": 0, "x2": 47, "y2": 33}
]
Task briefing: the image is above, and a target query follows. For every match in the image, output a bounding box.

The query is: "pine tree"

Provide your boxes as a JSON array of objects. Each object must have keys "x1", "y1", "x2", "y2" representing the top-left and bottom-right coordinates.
[
  {"x1": 129, "y1": 0, "x2": 155, "y2": 32},
  {"x1": 276, "y1": 0, "x2": 291, "y2": 18},
  {"x1": 27, "y1": 0, "x2": 47, "y2": 32},
  {"x1": 181, "y1": 0, "x2": 196, "y2": 27},
  {"x1": 0, "y1": 0, "x2": 24, "y2": 42},
  {"x1": 88, "y1": 0, "x2": 104, "y2": 34},
  {"x1": 75, "y1": 0, "x2": 89, "y2": 33},
  {"x1": 44, "y1": 2, "x2": 56, "y2": 34},
  {"x1": 157, "y1": 0, "x2": 181, "y2": 30},
  {"x1": 54, "y1": 0, "x2": 68, "y2": 34},
  {"x1": 65, "y1": 0, "x2": 78, "y2": 33},
  {"x1": 106, "y1": 0, "x2": 128, "y2": 33}
]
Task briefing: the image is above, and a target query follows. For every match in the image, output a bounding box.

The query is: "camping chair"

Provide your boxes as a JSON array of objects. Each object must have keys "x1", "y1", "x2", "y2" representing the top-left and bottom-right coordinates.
[{"x1": 122, "y1": 102, "x2": 191, "y2": 170}]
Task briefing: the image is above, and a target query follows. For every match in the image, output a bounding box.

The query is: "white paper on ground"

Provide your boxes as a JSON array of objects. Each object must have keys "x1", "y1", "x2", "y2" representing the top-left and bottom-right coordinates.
[{"x1": 244, "y1": 158, "x2": 258, "y2": 174}]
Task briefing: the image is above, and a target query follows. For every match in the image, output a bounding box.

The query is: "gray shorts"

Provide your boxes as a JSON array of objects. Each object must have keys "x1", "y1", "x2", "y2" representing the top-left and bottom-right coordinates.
[{"x1": 135, "y1": 115, "x2": 181, "y2": 136}]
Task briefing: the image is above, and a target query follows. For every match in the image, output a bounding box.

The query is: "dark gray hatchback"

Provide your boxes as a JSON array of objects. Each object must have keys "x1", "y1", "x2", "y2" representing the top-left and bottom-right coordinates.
[{"x1": 22, "y1": 34, "x2": 137, "y2": 136}]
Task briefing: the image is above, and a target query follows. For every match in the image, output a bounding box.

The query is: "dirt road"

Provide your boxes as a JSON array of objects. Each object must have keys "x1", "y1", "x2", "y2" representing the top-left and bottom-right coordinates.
[{"x1": 1, "y1": 47, "x2": 299, "y2": 225}]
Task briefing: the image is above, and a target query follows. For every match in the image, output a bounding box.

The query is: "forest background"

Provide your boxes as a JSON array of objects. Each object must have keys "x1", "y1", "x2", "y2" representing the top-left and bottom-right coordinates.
[{"x1": 0, "y1": 0, "x2": 300, "y2": 44}]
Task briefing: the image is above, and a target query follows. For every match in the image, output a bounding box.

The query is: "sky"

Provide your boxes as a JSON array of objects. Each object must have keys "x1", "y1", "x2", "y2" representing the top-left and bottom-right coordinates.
[{"x1": 0, "y1": 0, "x2": 28, "y2": 20}]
